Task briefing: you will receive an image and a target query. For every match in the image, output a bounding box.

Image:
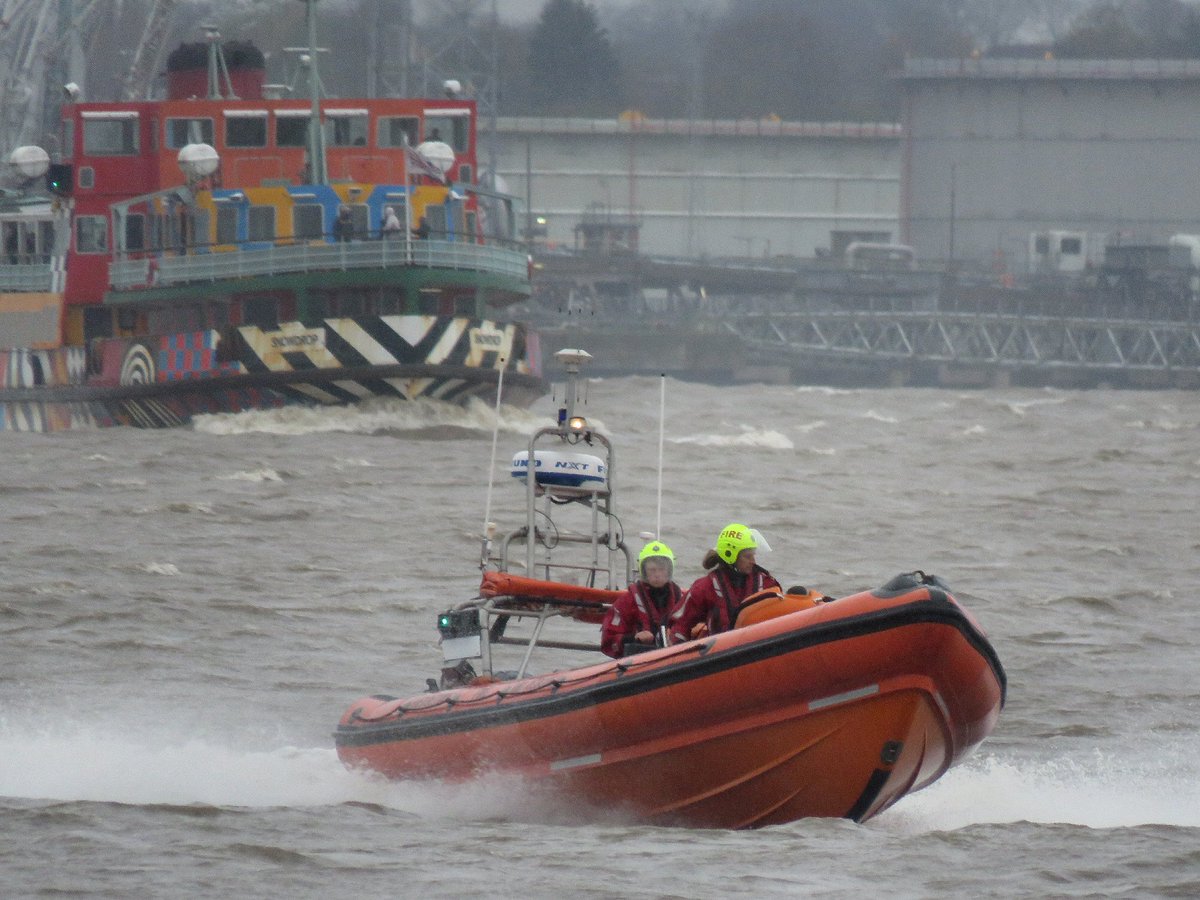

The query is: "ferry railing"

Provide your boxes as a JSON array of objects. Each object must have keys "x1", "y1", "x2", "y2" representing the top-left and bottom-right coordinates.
[
  {"x1": 109, "y1": 237, "x2": 529, "y2": 290},
  {"x1": 0, "y1": 263, "x2": 53, "y2": 292}
]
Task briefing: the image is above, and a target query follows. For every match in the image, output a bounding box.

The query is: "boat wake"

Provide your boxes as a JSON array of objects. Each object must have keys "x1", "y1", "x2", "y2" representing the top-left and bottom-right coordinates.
[
  {"x1": 879, "y1": 748, "x2": 1200, "y2": 832},
  {"x1": 0, "y1": 724, "x2": 607, "y2": 824},
  {"x1": 191, "y1": 395, "x2": 549, "y2": 437},
  {"x1": 670, "y1": 426, "x2": 794, "y2": 449},
  {"x1": 3, "y1": 724, "x2": 1197, "y2": 830}
]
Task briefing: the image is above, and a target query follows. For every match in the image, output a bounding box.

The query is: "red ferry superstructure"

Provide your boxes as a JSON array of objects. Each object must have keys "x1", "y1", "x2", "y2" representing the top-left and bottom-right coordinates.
[{"x1": 1, "y1": 20, "x2": 542, "y2": 431}]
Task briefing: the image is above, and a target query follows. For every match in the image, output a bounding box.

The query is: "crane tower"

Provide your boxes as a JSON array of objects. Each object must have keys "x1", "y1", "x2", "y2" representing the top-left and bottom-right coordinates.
[{"x1": 120, "y1": 0, "x2": 181, "y2": 101}]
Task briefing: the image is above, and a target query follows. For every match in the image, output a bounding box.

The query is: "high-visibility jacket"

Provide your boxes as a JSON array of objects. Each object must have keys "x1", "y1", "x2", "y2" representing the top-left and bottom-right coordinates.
[
  {"x1": 600, "y1": 580, "x2": 682, "y2": 659},
  {"x1": 668, "y1": 565, "x2": 780, "y2": 643}
]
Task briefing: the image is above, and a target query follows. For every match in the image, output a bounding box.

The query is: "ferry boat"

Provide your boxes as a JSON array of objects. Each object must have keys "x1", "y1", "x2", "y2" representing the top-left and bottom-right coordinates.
[
  {"x1": 334, "y1": 349, "x2": 1006, "y2": 828},
  {"x1": 0, "y1": 4, "x2": 543, "y2": 432}
]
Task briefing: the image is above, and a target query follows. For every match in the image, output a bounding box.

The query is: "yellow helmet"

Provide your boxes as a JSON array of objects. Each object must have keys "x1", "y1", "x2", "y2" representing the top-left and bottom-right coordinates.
[
  {"x1": 715, "y1": 523, "x2": 756, "y2": 564},
  {"x1": 637, "y1": 540, "x2": 675, "y2": 578}
]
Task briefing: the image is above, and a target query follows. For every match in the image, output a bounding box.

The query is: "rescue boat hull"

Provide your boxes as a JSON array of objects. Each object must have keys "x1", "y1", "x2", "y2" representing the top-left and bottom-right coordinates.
[{"x1": 335, "y1": 580, "x2": 1005, "y2": 828}]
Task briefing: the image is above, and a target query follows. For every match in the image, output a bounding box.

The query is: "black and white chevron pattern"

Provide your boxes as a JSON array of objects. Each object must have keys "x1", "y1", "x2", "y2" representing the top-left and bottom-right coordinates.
[{"x1": 237, "y1": 316, "x2": 525, "y2": 406}]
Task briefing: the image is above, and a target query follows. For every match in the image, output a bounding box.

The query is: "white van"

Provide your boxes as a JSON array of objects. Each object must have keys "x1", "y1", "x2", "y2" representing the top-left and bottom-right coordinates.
[{"x1": 1029, "y1": 230, "x2": 1089, "y2": 274}]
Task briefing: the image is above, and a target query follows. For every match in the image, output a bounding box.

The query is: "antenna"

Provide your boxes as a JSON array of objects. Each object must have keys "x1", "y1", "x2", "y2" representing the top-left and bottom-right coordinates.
[
  {"x1": 284, "y1": 0, "x2": 329, "y2": 185},
  {"x1": 655, "y1": 373, "x2": 666, "y2": 539},
  {"x1": 479, "y1": 358, "x2": 506, "y2": 569}
]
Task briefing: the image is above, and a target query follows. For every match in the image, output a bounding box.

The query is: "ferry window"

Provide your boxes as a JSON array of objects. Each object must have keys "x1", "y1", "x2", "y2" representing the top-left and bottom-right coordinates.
[
  {"x1": 166, "y1": 117, "x2": 214, "y2": 149},
  {"x1": 424, "y1": 115, "x2": 468, "y2": 152},
  {"x1": 1060, "y1": 237, "x2": 1082, "y2": 255},
  {"x1": 149, "y1": 304, "x2": 205, "y2": 333},
  {"x1": 337, "y1": 293, "x2": 367, "y2": 317},
  {"x1": 191, "y1": 209, "x2": 211, "y2": 248},
  {"x1": 248, "y1": 206, "x2": 276, "y2": 242},
  {"x1": 350, "y1": 204, "x2": 369, "y2": 237},
  {"x1": 1034, "y1": 235, "x2": 1050, "y2": 254},
  {"x1": 83, "y1": 117, "x2": 139, "y2": 155},
  {"x1": 241, "y1": 295, "x2": 277, "y2": 328},
  {"x1": 117, "y1": 308, "x2": 140, "y2": 332},
  {"x1": 379, "y1": 116, "x2": 418, "y2": 148},
  {"x1": 293, "y1": 204, "x2": 323, "y2": 240},
  {"x1": 425, "y1": 205, "x2": 447, "y2": 238},
  {"x1": 124, "y1": 213, "x2": 146, "y2": 251},
  {"x1": 149, "y1": 213, "x2": 166, "y2": 252},
  {"x1": 77, "y1": 166, "x2": 95, "y2": 189},
  {"x1": 325, "y1": 113, "x2": 368, "y2": 147},
  {"x1": 75, "y1": 216, "x2": 107, "y2": 253},
  {"x1": 38, "y1": 221, "x2": 55, "y2": 259},
  {"x1": 378, "y1": 288, "x2": 404, "y2": 314},
  {"x1": 226, "y1": 114, "x2": 267, "y2": 148},
  {"x1": 216, "y1": 206, "x2": 239, "y2": 245},
  {"x1": 275, "y1": 115, "x2": 310, "y2": 147}
]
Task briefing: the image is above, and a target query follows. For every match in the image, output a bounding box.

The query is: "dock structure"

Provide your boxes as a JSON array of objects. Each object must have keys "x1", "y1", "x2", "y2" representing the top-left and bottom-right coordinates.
[
  {"x1": 725, "y1": 309, "x2": 1200, "y2": 388},
  {"x1": 522, "y1": 252, "x2": 1200, "y2": 388}
]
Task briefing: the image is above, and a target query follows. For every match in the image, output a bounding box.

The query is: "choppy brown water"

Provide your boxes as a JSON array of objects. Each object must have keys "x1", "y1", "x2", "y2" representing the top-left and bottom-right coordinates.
[{"x1": 3, "y1": 378, "x2": 1198, "y2": 898}]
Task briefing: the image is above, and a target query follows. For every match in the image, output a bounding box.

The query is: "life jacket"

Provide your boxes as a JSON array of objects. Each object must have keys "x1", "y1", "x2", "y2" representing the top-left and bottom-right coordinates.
[
  {"x1": 707, "y1": 566, "x2": 774, "y2": 634},
  {"x1": 629, "y1": 581, "x2": 682, "y2": 633}
]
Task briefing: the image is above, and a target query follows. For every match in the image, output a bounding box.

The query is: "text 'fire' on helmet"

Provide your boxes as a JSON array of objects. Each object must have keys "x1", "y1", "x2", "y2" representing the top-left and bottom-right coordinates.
[
  {"x1": 638, "y1": 540, "x2": 675, "y2": 578},
  {"x1": 715, "y1": 523, "x2": 757, "y2": 564}
]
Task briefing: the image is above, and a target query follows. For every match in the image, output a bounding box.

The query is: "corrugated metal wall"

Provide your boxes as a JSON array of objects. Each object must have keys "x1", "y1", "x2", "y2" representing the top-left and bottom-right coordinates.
[
  {"x1": 495, "y1": 118, "x2": 900, "y2": 260},
  {"x1": 900, "y1": 59, "x2": 1200, "y2": 272}
]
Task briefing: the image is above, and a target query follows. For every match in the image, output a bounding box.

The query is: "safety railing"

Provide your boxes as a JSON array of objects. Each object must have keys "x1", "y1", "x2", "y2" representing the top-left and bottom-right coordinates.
[{"x1": 109, "y1": 237, "x2": 529, "y2": 290}]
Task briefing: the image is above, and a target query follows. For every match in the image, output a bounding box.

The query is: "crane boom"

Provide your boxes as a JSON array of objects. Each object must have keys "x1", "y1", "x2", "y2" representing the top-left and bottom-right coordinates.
[
  {"x1": 120, "y1": 0, "x2": 180, "y2": 101},
  {"x1": 0, "y1": 0, "x2": 101, "y2": 159}
]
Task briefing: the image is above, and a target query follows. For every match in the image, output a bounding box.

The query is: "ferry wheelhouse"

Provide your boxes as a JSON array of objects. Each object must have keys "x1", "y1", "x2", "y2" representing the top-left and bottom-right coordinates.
[{"x1": 0, "y1": 15, "x2": 542, "y2": 431}]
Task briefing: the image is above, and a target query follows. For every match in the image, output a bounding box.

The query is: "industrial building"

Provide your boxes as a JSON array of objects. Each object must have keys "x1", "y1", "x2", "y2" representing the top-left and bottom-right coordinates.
[
  {"x1": 495, "y1": 59, "x2": 1200, "y2": 277},
  {"x1": 898, "y1": 58, "x2": 1200, "y2": 274},
  {"x1": 494, "y1": 116, "x2": 900, "y2": 260}
]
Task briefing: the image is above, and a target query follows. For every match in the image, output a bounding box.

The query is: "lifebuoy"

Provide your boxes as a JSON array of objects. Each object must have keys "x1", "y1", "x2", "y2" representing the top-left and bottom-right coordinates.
[{"x1": 480, "y1": 571, "x2": 620, "y2": 605}]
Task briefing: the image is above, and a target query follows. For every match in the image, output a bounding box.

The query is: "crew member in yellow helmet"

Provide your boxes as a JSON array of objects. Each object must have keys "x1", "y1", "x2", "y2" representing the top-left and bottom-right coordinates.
[
  {"x1": 667, "y1": 523, "x2": 780, "y2": 643},
  {"x1": 600, "y1": 540, "x2": 683, "y2": 658}
]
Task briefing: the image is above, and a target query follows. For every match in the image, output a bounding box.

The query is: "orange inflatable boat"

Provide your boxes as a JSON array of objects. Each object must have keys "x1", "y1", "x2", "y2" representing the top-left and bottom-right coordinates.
[
  {"x1": 336, "y1": 571, "x2": 1005, "y2": 827},
  {"x1": 334, "y1": 350, "x2": 1005, "y2": 828}
]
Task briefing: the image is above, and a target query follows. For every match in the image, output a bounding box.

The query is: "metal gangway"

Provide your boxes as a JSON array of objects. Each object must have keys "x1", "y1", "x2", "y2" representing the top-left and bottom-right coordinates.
[{"x1": 726, "y1": 309, "x2": 1200, "y2": 386}]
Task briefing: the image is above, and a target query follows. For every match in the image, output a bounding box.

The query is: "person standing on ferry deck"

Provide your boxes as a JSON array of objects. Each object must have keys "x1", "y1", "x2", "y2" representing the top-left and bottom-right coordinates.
[
  {"x1": 333, "y1": 204, "x2": 355, "y2": 242},
  {"x1": 381, "y1": 206, "x2": 402, "y2": 238},
  {"x1": 600, "y1": 541, "x2": 683, "y2": 659},
  {"x1": 667, "y1": 523, "x2": 780, "y2": 643}
]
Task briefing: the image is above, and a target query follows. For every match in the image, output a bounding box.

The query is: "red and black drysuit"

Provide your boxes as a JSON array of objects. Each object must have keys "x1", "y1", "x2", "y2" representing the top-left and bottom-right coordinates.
[
  {"x1": 667, "y1": 564, "x2": 781, "y2": 644},
  {"x1": 600, "y1": 580, "x2": 683, "y2": 659}
]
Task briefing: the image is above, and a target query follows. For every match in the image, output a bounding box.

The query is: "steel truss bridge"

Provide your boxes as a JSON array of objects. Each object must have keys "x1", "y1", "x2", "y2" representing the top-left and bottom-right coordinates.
[{"x1": 725, "y1": 309, "x2": 1200, "y2": 387}]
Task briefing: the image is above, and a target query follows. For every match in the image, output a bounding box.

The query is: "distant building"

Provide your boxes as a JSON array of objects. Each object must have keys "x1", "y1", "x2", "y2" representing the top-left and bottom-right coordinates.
[
  {"x1": 898, "y1": 58, "x2": 1200, "y2": 273},
  {"x1": 495, "y1": 116, "x2": 900, "y2": 260}
]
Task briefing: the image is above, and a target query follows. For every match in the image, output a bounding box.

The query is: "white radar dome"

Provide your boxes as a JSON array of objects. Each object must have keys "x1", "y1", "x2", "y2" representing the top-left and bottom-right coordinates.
[
  {"x1": 177, "y1": 142, "x2": 220, "y2": 179},
  {"x1": 8, "y1": 145, "x2": 50, "y2": 179},
  {"x1": 415, "y1": 140, "x2": 455, "y2": 173}
]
